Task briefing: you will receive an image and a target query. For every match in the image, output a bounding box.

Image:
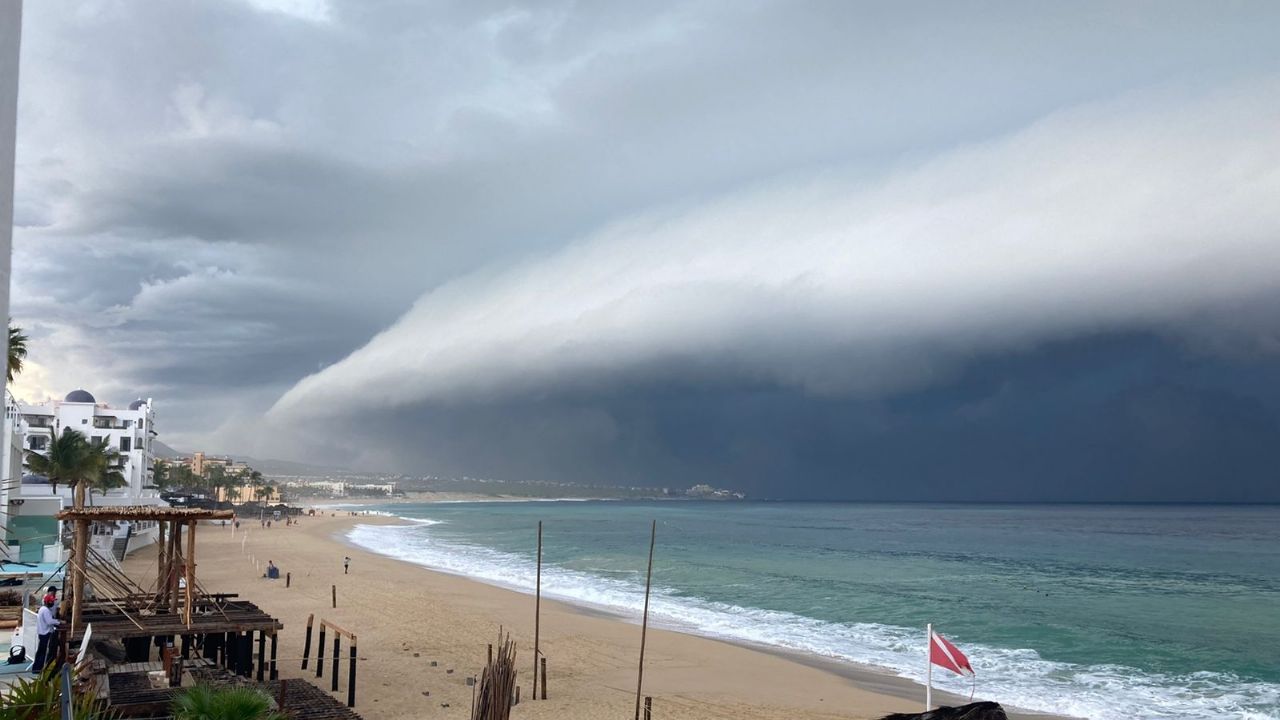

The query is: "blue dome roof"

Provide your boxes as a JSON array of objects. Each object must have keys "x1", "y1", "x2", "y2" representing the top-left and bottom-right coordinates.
[
  {"x1": 64, "y1": 389, "x2": 96, "y2": 403},
  {"x1": 129, "y1": 399, "x2": 147, "y2": 410}
]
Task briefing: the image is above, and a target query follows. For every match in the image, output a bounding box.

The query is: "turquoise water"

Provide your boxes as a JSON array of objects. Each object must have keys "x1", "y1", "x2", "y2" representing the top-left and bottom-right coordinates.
[{"x1": 345, "y1": 502, "x2": 1280, "y2": 719}]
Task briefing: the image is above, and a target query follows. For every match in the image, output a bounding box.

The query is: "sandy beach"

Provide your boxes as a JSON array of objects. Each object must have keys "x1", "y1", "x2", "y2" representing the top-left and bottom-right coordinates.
[{"x1": 120, "y1": 511, "x2": 1045, "y2": 720}]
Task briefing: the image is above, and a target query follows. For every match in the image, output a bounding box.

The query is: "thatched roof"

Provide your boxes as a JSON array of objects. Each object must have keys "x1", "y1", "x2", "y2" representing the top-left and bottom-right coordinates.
[{"x1": 55, "y1": 506, "x2": 235, "y2": 521}]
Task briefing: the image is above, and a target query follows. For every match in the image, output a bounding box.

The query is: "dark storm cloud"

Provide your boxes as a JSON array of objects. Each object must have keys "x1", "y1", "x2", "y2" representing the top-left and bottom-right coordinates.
[
  {"x1": 310, "y1": 333, "x2": 1280, "y2": 502},
  {"x1": 11, "y1": 1, "x2": 1280, "y2": 497}
]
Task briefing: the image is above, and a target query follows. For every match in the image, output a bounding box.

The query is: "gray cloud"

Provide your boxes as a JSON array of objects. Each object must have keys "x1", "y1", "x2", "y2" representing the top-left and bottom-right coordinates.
[{"x1": 11, "y1": 1, "x2": 1280, "y2": 496}]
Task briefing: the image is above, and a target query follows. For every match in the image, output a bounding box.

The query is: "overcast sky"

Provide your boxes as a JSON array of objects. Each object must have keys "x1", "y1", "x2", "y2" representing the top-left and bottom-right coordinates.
[{"x1": 11, "y1": 1, "x2": 1280, "y2": 499}]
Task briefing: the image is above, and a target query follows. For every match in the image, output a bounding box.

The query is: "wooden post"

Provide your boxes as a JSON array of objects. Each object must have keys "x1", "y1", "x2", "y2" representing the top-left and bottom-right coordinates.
[
  {"x1": 157, "y1": 521, "x2": 167, "y2": 598},
  {"x1": 534, "y1": 520, "x2": 542, "y2": 691},
  {"x1": 169, "y1": 521, "x2": 182, "y2": 614},
  {"x1": 71, "y1": 518, "x2": 88, "y2": 633},
  {"x1": 270, "y1": 631, "x2": 279, "y2": 679},
  {"x1": 634, "y1": 520, "x2": 656, "y2": 720},
  {"x1": 278, "y1": 678, "x2": 288, "y2": 713},
  {"x1": 316, "y1": 623, "x2": 326, "y2": 678},
  {"x1": 331, "y1": 635, "x2": 340, "y2": 692},
  {"x1": 541, "y1": 657, "x2": 547, "y2": 700},
  {"x1": 645, "y1": 696, "x2": 653, "y2": 720},
  {"x1": 331, "y1": 584, "x2": 336, "y2": 608},
  {"x1": 185, "y1": 521, "x2": 196, "y2": 627},
  {"x1": 515, "y1": 686, "x2": 520, "y2": 705},
  {"x1": 301, "y1": 614, "x2": 314, "y2": 669},
  {"x1": 286, "y1": 572, "x2": 291, "y2": 588},
  {"x1": 347, "y1": 636, "x2": 358, "y2": 708},
  {"x1": 257, "y1": 631, "x2": 266, "y2": 681},
  {"x1": 488, "y1": 643, "x2": 493, "y2": 665}
]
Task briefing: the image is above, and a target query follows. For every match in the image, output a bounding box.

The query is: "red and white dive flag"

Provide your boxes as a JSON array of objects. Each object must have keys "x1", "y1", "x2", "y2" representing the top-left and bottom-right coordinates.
[
  {"x1": 925, "y1": 624, "x2": 975, "y2": 710},
  {"x1": 930, "y1": 628, "x2": 974, "y2": 676}
]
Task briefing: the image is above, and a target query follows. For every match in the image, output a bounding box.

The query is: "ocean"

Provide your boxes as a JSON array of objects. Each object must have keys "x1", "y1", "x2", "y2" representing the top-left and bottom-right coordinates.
[{"x1": 343, "y1": 501, "x2": 1279, "y2": 719}]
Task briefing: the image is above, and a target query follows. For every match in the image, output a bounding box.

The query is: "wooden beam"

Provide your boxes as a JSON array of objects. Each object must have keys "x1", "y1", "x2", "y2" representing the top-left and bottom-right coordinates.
[
  {"x1": 157, "y1": 521, "x2": 167, "y2": 595},
  {"x1": 184, "y1": 520, "x2": 196, "y2": 627},
  {"x1": 71, "y1": 518, "x2": 89, "y2": 633},
  {"x1": 167, "y1": 520, "x2": 181, "y2": 613}
]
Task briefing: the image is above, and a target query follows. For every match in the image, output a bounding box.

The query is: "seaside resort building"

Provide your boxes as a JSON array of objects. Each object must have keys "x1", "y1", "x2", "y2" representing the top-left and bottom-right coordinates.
[{"x1": 1, "y1": 389, "x2": 164, "y2": 564}]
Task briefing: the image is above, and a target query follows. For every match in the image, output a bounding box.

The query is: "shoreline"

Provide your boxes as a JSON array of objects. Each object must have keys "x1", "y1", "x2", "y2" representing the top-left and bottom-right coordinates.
[
  {"x1": 333, "y1": 510, "x2": 1065, "y2": 719},
  {"x1": 124, "y1": 511, "x2": 1065, "y2": 720}
]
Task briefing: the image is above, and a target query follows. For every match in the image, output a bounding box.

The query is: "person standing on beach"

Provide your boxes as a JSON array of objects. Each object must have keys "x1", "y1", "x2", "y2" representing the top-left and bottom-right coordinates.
[
  {"x1": 32, "y1": 596, "x2": 60, "y2": 674},
  {"x1": 343, "y1": 556, "x2": 350, "y2": 574}
]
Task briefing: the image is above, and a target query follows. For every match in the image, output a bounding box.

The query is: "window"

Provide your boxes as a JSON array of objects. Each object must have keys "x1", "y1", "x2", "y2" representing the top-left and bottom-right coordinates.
[
  {"x1": 120, "y1": 437, "x2": 132, "y2": 452},
  {"x1": 29, "y1": 436, "x2": 47, "y2": 450},
  {"x1": 123, "y1": 420, "x2": 132, "y2": 429},
  {"x1": 81, "y1": 419, "x2": 88, "y2": 424}
]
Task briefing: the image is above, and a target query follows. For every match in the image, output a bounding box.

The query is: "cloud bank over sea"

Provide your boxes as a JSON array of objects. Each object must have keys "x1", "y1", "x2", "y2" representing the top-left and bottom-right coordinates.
[{"x1": 273, "y1": 80, "x2": 1280, "y2": 415}]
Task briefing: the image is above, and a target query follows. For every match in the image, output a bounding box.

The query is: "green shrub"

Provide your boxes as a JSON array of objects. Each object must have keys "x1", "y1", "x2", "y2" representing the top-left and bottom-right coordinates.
[{"x1": 171, "y1": 685, "x2": 286, "y2": 720}]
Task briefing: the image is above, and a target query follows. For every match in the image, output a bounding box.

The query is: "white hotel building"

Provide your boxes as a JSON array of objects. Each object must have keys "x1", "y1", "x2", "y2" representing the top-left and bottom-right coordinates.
[{"x1": 1, "y1": 389, "x2": 165, "y2": 564}]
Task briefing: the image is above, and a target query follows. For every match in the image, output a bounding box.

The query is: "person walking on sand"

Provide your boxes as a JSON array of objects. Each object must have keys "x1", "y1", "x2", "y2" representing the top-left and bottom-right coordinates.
[
  {"x1": 32, "y1": 596, "x2": 61, "y2": 674},
  {"x1": 343, "y1": 556, "x2": 350, "y2": 574}
]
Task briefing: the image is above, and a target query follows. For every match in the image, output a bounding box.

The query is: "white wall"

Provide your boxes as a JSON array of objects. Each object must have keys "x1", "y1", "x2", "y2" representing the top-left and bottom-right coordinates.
[{"x1": 0, "y1": 2, "x2": 21, "y2": 390}]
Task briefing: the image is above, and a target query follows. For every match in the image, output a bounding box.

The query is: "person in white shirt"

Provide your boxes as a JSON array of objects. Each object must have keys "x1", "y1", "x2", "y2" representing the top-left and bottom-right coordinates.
[{"x1": 32, "y1": 596, "x2": 61, "y2": 674}]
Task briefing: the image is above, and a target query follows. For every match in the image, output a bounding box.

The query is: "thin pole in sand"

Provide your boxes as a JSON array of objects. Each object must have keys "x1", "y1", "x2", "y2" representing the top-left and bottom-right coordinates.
[
  {"x1": 533, "y1": 520, "x2": 542, "y2": 692},
  {"x1": 634, "y1": 519, "x2": 656, "y2": 720},
  {"x1": 925, "y1": 623, "x2": 933, "y2": 711}
]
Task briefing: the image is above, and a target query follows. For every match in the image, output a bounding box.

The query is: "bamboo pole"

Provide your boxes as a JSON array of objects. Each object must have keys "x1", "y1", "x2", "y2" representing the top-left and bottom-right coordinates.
[
  {"x1": 533, "y1": 520, "x2": 542, "y2": 690},
  {"x1": 634, "y1": 520, "x2": 656, "y2": 720}
]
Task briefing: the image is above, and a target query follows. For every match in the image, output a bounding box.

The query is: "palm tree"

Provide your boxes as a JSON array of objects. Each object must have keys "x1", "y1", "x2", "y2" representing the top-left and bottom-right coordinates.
[
  {"x1": 86, "y1": 437, "x2": 128, "y2": 505},
  {"x1": 149, "y1": 458, "x2": 171, "y2": 490},
  {"x1": 7, "y1": 322, "x2": 27, "y2": 383},
  {"x1": 207, "y1": 464, "x2": 228, "y2": 501},
  {"x1": 173, "y1": 685, "x2": 286, "y2": 720},
  {"x1": 23, "y1": 428, "x2": 97, "y2": 507},
  {"x1": 247, "y1": 469, "x2": 266, "y2": 502}
]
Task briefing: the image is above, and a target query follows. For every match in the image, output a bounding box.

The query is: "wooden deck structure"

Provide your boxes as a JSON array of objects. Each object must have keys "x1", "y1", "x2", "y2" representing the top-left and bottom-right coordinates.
[
  {"x1": 55, "y1": 506, "x2": 234, "y2": 632},
  {"x1": 52, "y1": 506, "x2": 344, "y2": 718}
]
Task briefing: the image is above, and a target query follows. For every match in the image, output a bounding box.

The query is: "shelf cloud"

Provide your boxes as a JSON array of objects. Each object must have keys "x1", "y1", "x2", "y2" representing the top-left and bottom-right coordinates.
[{"x1": 272, "y1": 80, "x2": 1280, "y2": 420}]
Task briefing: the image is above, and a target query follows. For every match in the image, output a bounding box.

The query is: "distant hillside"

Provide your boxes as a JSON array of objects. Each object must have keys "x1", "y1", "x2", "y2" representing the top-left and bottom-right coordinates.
[{"x1": 151, "y1": 439, "x2": 185, "y2": 460}]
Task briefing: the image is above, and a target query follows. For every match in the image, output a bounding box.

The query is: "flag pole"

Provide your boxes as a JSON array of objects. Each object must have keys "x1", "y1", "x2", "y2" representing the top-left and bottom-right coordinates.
[{"x1": 925, "y1": 623, "x2": 932, "y2": 711}]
